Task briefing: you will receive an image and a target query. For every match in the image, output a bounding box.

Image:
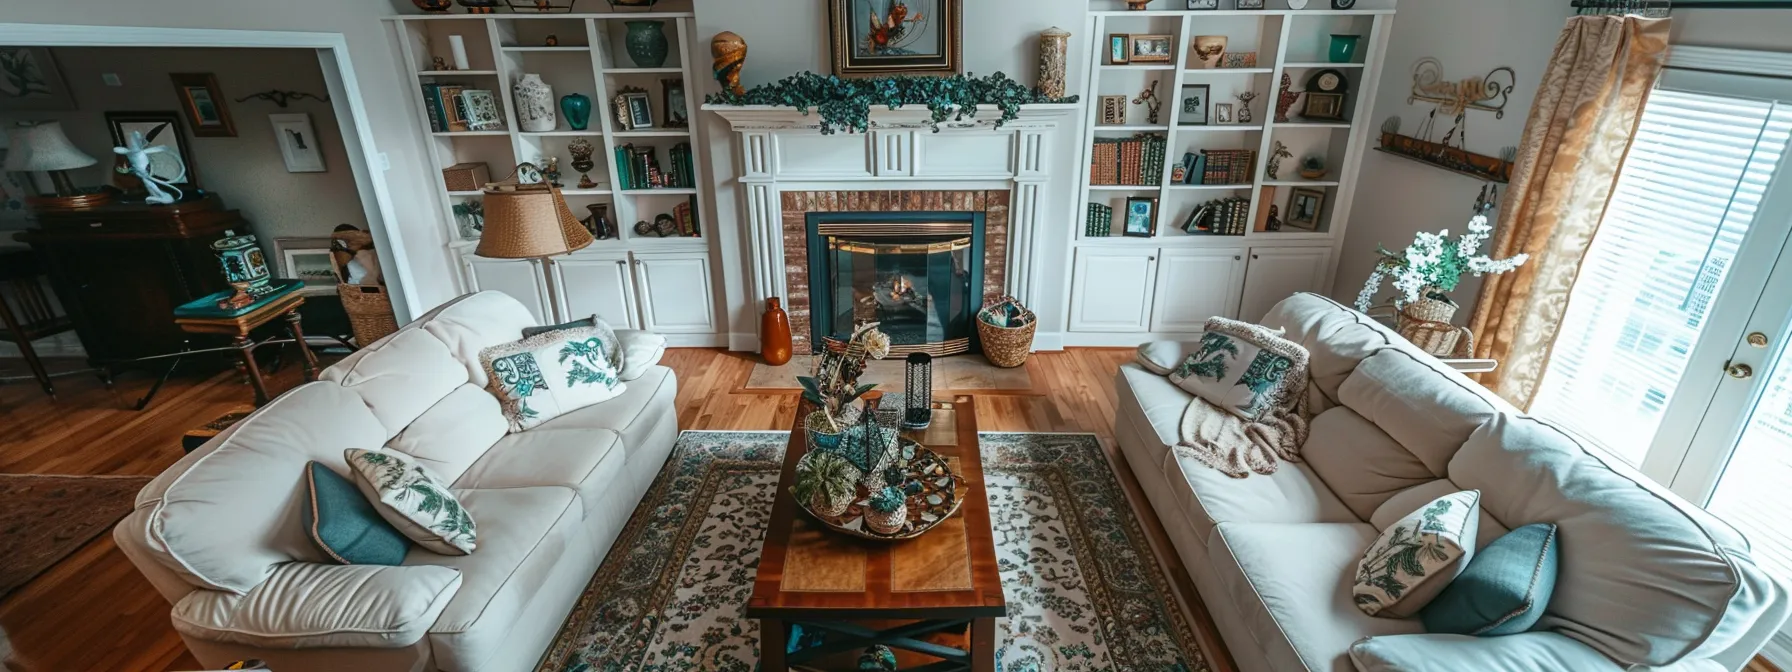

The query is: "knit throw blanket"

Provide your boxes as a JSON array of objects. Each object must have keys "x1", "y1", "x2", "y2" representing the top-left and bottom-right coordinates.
[{"x1": 1175, "y1": 390, "x2": 1310, "y2": 478}]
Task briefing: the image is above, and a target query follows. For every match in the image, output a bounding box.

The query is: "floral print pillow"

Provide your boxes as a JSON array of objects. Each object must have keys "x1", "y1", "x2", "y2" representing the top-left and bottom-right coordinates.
[
  {"x1": 1354, "y1": 489, "x2": 1482, "y2": 617},
  {"x1": 478, "y1": 325, "x2": 627, "y2": 432},
  {"x1": 344, "y1": 449, "x2": 477, "y2": 556},
  {"x1": 1167, "y1": 317, "x2": 1308, "y2": 420}
]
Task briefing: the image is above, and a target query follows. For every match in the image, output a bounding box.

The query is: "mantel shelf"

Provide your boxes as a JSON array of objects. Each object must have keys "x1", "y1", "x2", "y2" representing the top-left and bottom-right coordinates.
[{"x1": 702, "y1": 103, "x2": 1083, "y2": 131}]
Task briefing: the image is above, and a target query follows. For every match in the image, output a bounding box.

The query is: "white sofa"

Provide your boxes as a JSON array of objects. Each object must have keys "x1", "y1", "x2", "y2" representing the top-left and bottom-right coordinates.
[
  {"x1": 1115, "y1": 293, "x2": 1790, "y2": 672},
  {"x1": 114, "y1": 291, "x2": 678, "y2": 672}
]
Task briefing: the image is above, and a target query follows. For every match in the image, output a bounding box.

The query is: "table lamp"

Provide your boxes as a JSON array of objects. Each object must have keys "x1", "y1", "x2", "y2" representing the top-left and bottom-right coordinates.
[
  {"x1": 476, "y1": 174, "x2": 593, "y2": 260},
  {"x1": 3, "y1": 122, "x2": 100, "y2": 202}
]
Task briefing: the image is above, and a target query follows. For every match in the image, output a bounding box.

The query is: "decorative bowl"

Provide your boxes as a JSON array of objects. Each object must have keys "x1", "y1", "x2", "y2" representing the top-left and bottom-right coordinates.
[{"x1": 793, "y1": 438, "x2": 962, "y2": 541}]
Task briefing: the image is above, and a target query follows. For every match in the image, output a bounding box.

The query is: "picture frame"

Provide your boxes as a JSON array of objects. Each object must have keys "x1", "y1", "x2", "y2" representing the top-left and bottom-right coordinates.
[
  {"x1": 170, "y1": 72, "x2": 235, "y2": 138},
  {"x1": 1108, "y1": 34, "x2": 1130, "y2": 65},
  {"x1": 1301, "y1": 92, "x2": 1346, "y2": 120},
  {"x1": 623, "y1": 92, "x2": 654, "y2": 129},
  {"x1": 274, "y1": 236, "x2": 339, "y2": 295},
  {"x1": 0, "y1": 48, "x2": 76, "y2": 111},
  {"x1": 1123, "y1": 196, "x2": 1158, "y2": 237},
  {"x1": 106, "y1": 110, "x2": 197, "y2": 189},
  {"x1": 828, "y1": 0, "x2": 962, "y2": 77},
  {"x1": 661, "y1": 78, "x2": 688, "y2": 128},
  {"x1": 1187, "y1": 0, "x2": 1219, "y2": 8},
  {"x1": 269, "y1": 113, "x2": 326, "y2": 173},
  {"x1": 612, "y1": 85, "x2": 646, "y2": 129},
  {"x1": 1286, "y1": 187, "x2": 1326, "y2": 230},
  {"x1": 1099, "y1": 95, "x2": 1128, "y2": 125},
  {"x1": 1127, "y1": 34, "x2": 1174, "y2": 64},
  {"x1": 1213, "y1": 102, "x2": 1233, "y2": 124},
  {"x1": 1238, "y1": 0, "x2": 1265, "y2": 8},
  {"x1": 1178, "y1": 84, "x2": 1209, "y2": 126}
]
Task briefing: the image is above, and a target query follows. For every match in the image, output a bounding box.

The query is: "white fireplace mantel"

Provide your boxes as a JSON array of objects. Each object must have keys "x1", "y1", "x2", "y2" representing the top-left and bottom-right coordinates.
[{"x1": 702, "y1": 103, "x2": 1082, "y2": 324}]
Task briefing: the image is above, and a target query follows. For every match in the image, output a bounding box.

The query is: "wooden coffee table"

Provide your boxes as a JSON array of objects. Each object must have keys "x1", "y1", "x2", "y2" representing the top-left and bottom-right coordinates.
[{"x1": 750, "y1": 395, "x2": 1003, "y2": 672}]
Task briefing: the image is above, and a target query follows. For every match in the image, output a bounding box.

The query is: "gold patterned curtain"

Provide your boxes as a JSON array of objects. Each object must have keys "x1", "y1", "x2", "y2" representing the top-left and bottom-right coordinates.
[{"x1": 1468, "y1": 14, "x2": 1670, "y2": 409}]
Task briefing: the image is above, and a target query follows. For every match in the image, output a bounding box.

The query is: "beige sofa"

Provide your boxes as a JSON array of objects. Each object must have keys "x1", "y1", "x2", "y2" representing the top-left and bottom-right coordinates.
[
  {"x1": 114, "y1": 291, "x2": 678, "y2": 672},
  {"x1": 1115, "y1": 293, "x2": 1789, "y2": 672}
]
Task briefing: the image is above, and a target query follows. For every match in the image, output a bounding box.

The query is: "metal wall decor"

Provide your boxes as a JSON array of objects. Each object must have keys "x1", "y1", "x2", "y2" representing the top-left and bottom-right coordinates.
[
  {"x1": 1408, "y1": 58, "x2": 1515, "y2": 119},
  {"x1": 1376, "y1": 58, "x2": 1521, "y2": 183},
  {"x1": 233, "y1": 89, "x2": 330, "y2": 108}
]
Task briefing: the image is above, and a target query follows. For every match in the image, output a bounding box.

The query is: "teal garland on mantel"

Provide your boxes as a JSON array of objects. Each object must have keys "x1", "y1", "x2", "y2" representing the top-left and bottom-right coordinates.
[{"x1": 704, "y1": 71, "x2": 1079, "y2": 135}]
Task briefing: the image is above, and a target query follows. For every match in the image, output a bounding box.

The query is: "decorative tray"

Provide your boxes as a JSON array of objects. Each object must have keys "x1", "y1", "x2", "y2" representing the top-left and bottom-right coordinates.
[{"x1": 794, "y1": 437, "x2": 963, "y2": 541}]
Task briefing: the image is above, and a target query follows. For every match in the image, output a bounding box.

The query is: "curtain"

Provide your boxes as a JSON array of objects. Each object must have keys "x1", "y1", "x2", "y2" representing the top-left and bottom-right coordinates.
[{"x1": 1468, "y1": 14, "x2": 1671, "y2": 409}]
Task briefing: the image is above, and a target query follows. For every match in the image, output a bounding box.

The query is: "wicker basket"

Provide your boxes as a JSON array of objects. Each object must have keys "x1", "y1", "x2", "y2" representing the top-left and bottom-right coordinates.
[
  {"x1": 338, "y1": 283, "x2": 399, "y2": 346},
  {"x1": 977, "y1": 296, "x2": 1038, "y2": 368},
  {"x1": 1397, "y1": 299, "x2": 1471, "y2": 358}
]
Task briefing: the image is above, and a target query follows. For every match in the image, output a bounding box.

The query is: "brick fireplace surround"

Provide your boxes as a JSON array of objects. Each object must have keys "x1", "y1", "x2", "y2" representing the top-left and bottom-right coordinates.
[{"x1": 781, "y1": 189, "x2": 1009, "y2": 351}]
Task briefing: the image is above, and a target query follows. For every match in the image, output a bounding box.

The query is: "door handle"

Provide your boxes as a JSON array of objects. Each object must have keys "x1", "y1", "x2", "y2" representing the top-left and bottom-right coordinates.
[
  {"x1": 1727, "y1": 362, "x2": 1754, "y2": 379},
  {"x1": 1747, "y1": 332, "x2": 1769, "y2": 348}
]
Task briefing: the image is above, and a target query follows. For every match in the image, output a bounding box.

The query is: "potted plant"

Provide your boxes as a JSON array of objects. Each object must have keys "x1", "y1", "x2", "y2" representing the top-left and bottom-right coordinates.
[
  {"x1": 1298, "y1": 156, "x2": 1328, "y2": 180},
  {"x1": 1355, "y1": 210, "x2": 1529, "y2": 352},
  {"x1": 865, "y1": 485, "x2": 909, "y2": 535},
  {"x1": 794, "y1": 451, "x2": 859, "y2": 517}
]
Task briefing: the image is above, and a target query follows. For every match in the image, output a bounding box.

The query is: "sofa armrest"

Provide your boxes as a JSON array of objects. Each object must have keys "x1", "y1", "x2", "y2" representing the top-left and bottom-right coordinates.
[
  {"x1": 1349, "y1": 633, "x2": 1627, "y2": 672},
  {"x1": 171, "y1": 562, "x2": 460, "y2": 650}
]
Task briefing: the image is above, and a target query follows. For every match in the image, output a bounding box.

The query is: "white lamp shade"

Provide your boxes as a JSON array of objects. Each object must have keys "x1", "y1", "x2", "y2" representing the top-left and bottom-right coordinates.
[{"x1": 3, "y1": 122, "x2": 98, "y2": 172}]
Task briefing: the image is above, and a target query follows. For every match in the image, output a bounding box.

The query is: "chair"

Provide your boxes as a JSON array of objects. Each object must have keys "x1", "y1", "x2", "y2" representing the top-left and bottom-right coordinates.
[{"x1": 0, "y1": 246, "x2": 75, "y2": 398}]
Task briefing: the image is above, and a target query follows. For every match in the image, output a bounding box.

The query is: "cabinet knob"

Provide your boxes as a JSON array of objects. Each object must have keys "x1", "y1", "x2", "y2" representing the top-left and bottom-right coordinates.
[
  {"x1": 1252, "y1": 254, "x2": 1260, "y2": 259},
  {"x1": 1234, "y1": 255, "x2": 1241, "y2": 260},
  {"x1": 1147, "y1": 255, "x2": 1155, "y2": 261}
]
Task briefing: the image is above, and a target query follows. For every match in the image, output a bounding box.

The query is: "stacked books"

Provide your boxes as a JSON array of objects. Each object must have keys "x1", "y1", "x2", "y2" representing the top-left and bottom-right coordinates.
[
  {"x1": 1089, "y1": 134, "x2": 1168, "y2": 186},
  {"x1": 421, "y1": 83, "x2": 503, "y2": 133},
  {"x1": 1085, "y1": 203, "x2": 1113, "y2": 237},
  {"x1": 616, "y1": 143, "x2": 698, "y2": 191},
  {"x1": 1198, "y1": 149, "x2": 1256, "y2": 185},
  {"x1": 1180, "y1": 196, "x2": 1252, "y2": 236}
]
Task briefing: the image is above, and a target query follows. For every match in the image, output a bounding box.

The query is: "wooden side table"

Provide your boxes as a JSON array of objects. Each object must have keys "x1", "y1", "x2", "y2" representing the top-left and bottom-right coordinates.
[{"x1": 172, "y1": 291, "x2": 317, "y2": 406}]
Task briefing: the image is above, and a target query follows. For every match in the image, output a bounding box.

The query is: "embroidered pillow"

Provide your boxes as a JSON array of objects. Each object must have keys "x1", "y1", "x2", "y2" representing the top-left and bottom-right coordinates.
[
  {"x1": 1167, "y1": 317, "x2": 1307, "y2": 420},
  {"x1": 1354, "y1": 489, "x2": 1481, "y2": 618},
  {"x1": 521, "y1": 315, "x2": 623, "y2": 373},
  {"x1": 479, "y1": 325, "x2": 626, "y2": 431},
  {"x1": 303, "y1": 461, "x2": 410, "y2": 565},
  {"x1": 343, "y1": 449, "x2": 476, "y2": 556}
]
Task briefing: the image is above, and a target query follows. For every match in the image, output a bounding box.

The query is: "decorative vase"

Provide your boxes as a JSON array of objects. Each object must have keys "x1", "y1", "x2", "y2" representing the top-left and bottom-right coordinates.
[
  {"x1": 1193, "y1": 35, "x2": 1228, "y2": 69},
  {"x1": 455, "y1": 0, "x2": 498, "y2": 12},
  {"x1": 711, "y1": 31, "x2": 748, "y2": 96},
  {"x1": 624, "y1": 21, "x2": 669, "y2": 68},
  {"x1": 211, "y1": 231, "x2": 275, "y2": 309},
  {"x1": 810, "y1": 488, "x2": 852, "y2": 518},
  {"x1": 1037, "y1": 27, "x2": 1071, "y2": 99},
  {"x1": 1329, "y1": 34, "x2": 1362, "y2": 63},
  {"x1": 513, "y1": 74, "x2": 556, "y2": 132},
  {"x1": 559, "y1": 93, "x2": 591, "y2": 130},
  {"x1": 761, "y1": 298, "x2": 793, "y2": 365},
  {"x1": 412, "y1": 0, "x2": 453, "y2": 12}
]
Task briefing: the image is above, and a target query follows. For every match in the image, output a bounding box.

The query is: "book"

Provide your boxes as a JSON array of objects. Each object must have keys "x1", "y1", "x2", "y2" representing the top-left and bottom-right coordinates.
[
  {"x1": 1190, "y1": 155, "x2": 1205, "y2": 185},
  {"x1": 1254, "y1": 186, "x2": 1277, "y2": 232},
  {"x1": 614, "y1": 146, "x2": 633, "y2": 190},
  {"x1": 1092, "y1": 141, "x2": 1119, "y2": 185},
  {"x1": 460, "y1": 90, "x2": 503, "y2": 131},
  {"x1": 1086, "y1": 202, "x2": 1112, "y2": 237},
  {"x1": 420, "y1": 83, "x2": 445, "y2": 133},
  {"x1": 1120, "y1": 139, "x2": 1143, "y2": 185},
  {"x1": 439, "y1": 85, "x2": 468, "y2": 132}
]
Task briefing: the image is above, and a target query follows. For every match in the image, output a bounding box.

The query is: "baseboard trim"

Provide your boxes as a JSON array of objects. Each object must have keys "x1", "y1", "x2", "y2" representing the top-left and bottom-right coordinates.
[
  {"x1": 1061, "y1": 331, "x2": 1201, "y2": 348},
  {"x1": 665, "y1": 333, "x2": 728, "y2": 348},
  {"x1": 1032, "y1": 331, "x2": 1064, "y2": 351},
  {"x1": 728, "y1": 333, "x2": 759, "y2": 352}
]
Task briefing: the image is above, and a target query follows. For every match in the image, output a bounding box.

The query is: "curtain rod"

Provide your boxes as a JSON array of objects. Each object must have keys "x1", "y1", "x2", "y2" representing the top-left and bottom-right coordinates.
[{"x1": 1573, "y1": 0, "x2": 1792, "y2": 9}]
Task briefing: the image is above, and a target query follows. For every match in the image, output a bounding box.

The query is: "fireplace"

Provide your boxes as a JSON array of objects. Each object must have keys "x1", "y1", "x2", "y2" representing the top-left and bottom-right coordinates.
[{"x1": 807, "y1": 213, "x2": 985, "y2": 356}]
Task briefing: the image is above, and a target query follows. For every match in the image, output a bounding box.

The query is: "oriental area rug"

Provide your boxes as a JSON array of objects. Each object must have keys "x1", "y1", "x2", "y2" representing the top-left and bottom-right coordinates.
[{"x1": 536, "y1": 431, "x2": 1208, "y2": 672}]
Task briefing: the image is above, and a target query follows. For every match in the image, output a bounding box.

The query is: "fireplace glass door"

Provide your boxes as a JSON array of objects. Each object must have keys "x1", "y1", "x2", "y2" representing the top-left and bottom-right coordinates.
[{"x1": 811, "y1": 218, "x2": 982, "y2": 356}]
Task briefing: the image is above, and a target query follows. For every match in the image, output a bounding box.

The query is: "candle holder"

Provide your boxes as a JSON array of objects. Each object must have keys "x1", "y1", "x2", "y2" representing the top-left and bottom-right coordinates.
[{"x1": 903, "y1": 352, "x2": 933, "y2": 430}]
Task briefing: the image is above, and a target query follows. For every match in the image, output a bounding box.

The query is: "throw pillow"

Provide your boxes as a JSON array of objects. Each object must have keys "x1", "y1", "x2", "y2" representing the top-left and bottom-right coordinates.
[
  {"x1": 616, "y1": 329, "x2": 667, "y2": 381},
  {"x1": 302, "y1": 461, "x2": 410, "y2": 565},
  {"x1": 1136, "y1": 339, "x2": 1197, "y2": 376},
  {"x1": 343, "y1": 449, "x2": 477, "y2": 556},
  {"x1": 521, "y1": 315, "x2": 623, "y2": 373},
  {"x1": 480, "y1": 325, "x2": 627, "y2": 431},
  {"x1": 1354, "y1": 489, "x2": 1482, "y2": 618},
  {"x1": 1167, "y1": 317, "x2": 1307, "y2": 420},
  {"x1": 1421, "y1": 523, "x2": 1559, "y2": 635},
  {"x1": 521, "y1": 315, "x2": 596, "y2": 339}
]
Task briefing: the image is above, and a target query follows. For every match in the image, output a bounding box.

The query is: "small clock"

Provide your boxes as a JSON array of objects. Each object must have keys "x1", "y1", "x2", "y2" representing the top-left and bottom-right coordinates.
[
  {"x1": 1307, "y1": 68, "x2": 1349, "y2": 94},
  {"x1": 1287, "y1": 0, "x2": 1309, "y2": 7},
  {"x1": 1332, "y1": 0, "x2": 1355, "y2": 8}
]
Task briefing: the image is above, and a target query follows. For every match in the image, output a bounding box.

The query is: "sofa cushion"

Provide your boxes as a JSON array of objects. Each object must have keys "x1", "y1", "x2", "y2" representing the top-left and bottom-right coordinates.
[
  {"x1": 170, "y1": 562, "x2": 461, "y2": 649},
  {"x1": 140, "y1": 382, "x2": 387, "y2": 594},
  {"x1": 1303, "y1": 407, "x2": 1434, "y2": 521},
  {"x1": 345, "y1": 449, "x2": 478, "y2": 556},
  {"x1": 616, "y1": 329, "x2": 668, "y2": 382},
  {"x1": 1354, "y1": 490, "x2": 1481, "y2": 618},
  {"x1": 1450, "y1": 414, "x2": 1767, "y2": 666},
  {"x1": 1349, "y1": 632, "x2": 1627, "y2": 672},
  {"x1": 534, "y1": 365, "x2": 677, "y2": 457},
  {"x1": 1421, "y1": 523, "x2": 1560, "y2": 636},
  {"x1": 1337, "y1": 349, "x2": 1509, "y2": 476},
  {"x1": 303, "y1": 461, "x2": 409, "y2": 566},
  {"x1": 1210, "y1": 522, "x2": 1424, "y2": 671},
  {"x1": 1256, "y1": 293, "x2": 1401, "y2": 405},
  {"x1": 385, "y1": 384, "x2": 509, "y2": 485},
  {"x1": 480, "y1": 326, "x2": 628, "y2": 432},
  {"x1": 417, "y1": 291, "x2": 542, "y2": 389},
  {"x1": 455, "y1": 428, "x2": 626, "y2": 526},
  {"x1": 322, "y1": 328, "x2": 470, "y2": 440},
  {"x1": 1117, "y1": 363, "x2": 1193, "y2": 449}
]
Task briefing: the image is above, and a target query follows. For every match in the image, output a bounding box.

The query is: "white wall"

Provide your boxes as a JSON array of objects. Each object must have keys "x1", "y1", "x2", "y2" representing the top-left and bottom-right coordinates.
[
  {"x1": 689, "y1": 0, "x2": 1091, "y2": 347},
  {"x1": 1, "y1": 47, "x2": 365, "y2": 261}
]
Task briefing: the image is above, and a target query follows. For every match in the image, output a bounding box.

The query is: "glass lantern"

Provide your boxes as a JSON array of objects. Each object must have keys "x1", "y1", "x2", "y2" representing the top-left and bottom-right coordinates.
[{"x1": 903, "y1": 352, "x2": 933, "y2": 430}]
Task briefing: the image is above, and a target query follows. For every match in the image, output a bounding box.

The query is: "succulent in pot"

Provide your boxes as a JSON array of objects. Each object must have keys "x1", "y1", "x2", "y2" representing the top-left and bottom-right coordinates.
[
  {"x1": 865, "y1": 485, "x2": 909, "y2": 535},
  {"x1": 794, "y1": 451, "x2": 859, "y2": 517}
]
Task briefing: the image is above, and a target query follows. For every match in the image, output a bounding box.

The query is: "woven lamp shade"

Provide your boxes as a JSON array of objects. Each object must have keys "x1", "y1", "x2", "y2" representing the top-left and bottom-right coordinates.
[{"x1": 476, "y1": 184, "x2": 594, "y2": 258}]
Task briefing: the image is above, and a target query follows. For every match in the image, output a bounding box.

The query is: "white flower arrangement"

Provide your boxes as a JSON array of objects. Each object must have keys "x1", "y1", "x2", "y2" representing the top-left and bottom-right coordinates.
[{"x1": 1355, "y1": 214, "x2": 1529, "y2": 312}]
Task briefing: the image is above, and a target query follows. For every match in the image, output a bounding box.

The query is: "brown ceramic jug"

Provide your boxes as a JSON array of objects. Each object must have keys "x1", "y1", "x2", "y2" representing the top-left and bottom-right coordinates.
[{"x1": 761, "y1": 297, "x2": 793, "y2": 365}]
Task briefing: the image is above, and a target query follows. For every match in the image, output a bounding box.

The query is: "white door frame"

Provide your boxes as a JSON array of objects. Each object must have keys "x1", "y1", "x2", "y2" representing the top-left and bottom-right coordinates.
[{"x1": 0, "y1": 23, "x2": 418, "y2": 320}]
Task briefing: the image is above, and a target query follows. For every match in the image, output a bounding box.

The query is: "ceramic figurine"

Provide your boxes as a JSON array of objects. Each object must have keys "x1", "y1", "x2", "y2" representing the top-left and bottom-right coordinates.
[
  {"x1": 1276, "y1": 73, "x2": 1300, "y2": 124},
  {"x1": 1133, "y1": 80, "x2": 1162, "y2": 125},
  {"x1": 542, "y1": 157, "x2": 562, "y2": 187},
  {"x1": 113, "y1": 130, "x2": 186, "y2": 205},
  {"x1": 1267, "y1": 141, "x2": 1292, "y2": 180},
  {"x1": 1266, "y1": 204, "x2": 1282, "y2": 231},
  {"x1": 1037, "y1": 27, "x2": 1070, "y2": 99},
  {"x1": 431, "y1": 56, "x2": 449, "y2": 71},
  {"x1": 711, "y1": 31, "x2": 747, "y2": 96},
  {"x1": 582, "y1": 203, "x2": 612, "y2": 239},
  {"x1": 624, "y1": 20, "x2": 669, "y2": 68},
  {"x1": 544, "y1": 34, "x2": 559, "y2": 46},
  {"x1": 513, "y1": 74, "x2": 556, "y2": 132},
  {"x1": 568, "y1": 137, "x2": 597, "y2": 187},
  {"x1": 1236, "y1": 90, "x2": 1258, "y2": 124}
]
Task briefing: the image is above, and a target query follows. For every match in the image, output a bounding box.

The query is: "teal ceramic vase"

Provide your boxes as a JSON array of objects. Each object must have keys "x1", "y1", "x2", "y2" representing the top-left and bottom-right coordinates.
[
  {"x1": 1329, "y1": 34, "x2": 1362, "y2": 63},
  {"x1": 624, "y1": 20, "x2": 669, "y2": 68},
  {"x1": 560, "y1": 93, "x2": 591, "y2": 130}
]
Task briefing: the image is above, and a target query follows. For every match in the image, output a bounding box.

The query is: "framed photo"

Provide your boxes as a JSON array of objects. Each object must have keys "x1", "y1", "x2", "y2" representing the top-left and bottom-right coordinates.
[
  {"x1": 170, "y1": 72, "x2": 235, "y2": 138},
  {"x1": 1301, "y1": 92, "x2": 1346, "y2": 120},
  {"x1": 1127, "y1": 34, "x2": 1174, "y2": 64},
  {"x1": 1287, "y1": 187, "x2": 1326, "y2": 230},
  {"x1": 106, "y1": 111, "x2": 197, "y2": 189},
  {"x1": 275, "y1": 237, "x2": 339, "y2": 295},
  {"x1": 1187, "y1": 0, "x2": 1219, "y2": 8},
  {"x1": 1123, "y1": 196, "x2": 1158, "y2": 237},
  {"x1": 828, "y1": 0, "x2": 962, "y2": 76},
  {"x1": 1178, "y1": 84, "x2": 1209, "y2": 126},
  {"x1": 661, "y1": 78, "x2": 688, "y2": 127},
  {"x1": 623, "y1": 92, "x2": 654, "y2": 129},
  {"x1": 1213, "y1": 102, "x2": 1233, "y2": 124},
  {"x1": 269, "y1": 113, "x2": 325, "y2": 173},
  {"x1": 1099, "y1": 95, "x2": 1128, "y2": 125},
  {"x1": 1108, "y1": 34, "x2": 1130, "y2": 65},
  {"x1": 0, "y1": 48, "x2": 75, "y2": 111}
]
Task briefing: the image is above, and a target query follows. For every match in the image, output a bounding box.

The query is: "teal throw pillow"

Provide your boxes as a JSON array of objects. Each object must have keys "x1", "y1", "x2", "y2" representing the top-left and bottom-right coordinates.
[
  {"x1": 302, "y1": 461, "x2": 410, "y2": 565},
  {"x1": 521, "y1": 315, "x2": 597, "y2": 339},
  {"x1": 1421, "y1": 523, "x2": 1559, "y2": 636}
]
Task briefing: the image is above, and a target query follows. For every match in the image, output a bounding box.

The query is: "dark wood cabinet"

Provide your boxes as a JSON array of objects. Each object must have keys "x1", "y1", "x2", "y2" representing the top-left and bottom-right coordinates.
[{"x1": 14, "y1": 195, "x2": 244, "y2": 367}]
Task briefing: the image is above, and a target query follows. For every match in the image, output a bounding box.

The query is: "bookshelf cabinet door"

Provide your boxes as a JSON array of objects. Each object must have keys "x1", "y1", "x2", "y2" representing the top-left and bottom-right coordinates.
[
  {"x1": 552, "y1": 252, "x2": 640, "y2": 330},
  {"x1": 633, "y1": 252, "x2": 717, "y2": 334},
  {"x1": 1240, "y1": 246, "x2": 1333, "y2": 322},
  {"x1": 1070, "y1": 248, "x2": 1158, "y2": 332},
  {"x1": 461, "y1": 254, "x2": 552, "y2": 324},
  {"x1": 1150, "y1": 248, "x2": 1247, "y2": 332}
]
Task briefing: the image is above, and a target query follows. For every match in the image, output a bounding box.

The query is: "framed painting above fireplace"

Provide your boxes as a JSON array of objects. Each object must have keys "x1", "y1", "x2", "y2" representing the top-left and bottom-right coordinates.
[{"x1": 806, "y1": 211, "x2": 985, "y2": 356}]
